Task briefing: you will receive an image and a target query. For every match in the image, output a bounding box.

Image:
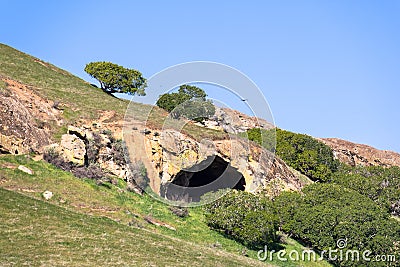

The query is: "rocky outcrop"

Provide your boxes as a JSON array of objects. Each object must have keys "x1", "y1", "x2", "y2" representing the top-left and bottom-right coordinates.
[
  {"x1": 197, "y1": 107, "x2": 274, "y2": 134},
  {"x1": 59, "y1": 133, "x2": 87, "y2": 165},
  {"x1": 48, "y1": 125, "x2": 130, "y2": 179},
  {"x1": 0, "y1": 77, "x2": 321, "y2": 201},
  {"x1": 319, "y1": 138, "x2": 400, "y2": 167}
]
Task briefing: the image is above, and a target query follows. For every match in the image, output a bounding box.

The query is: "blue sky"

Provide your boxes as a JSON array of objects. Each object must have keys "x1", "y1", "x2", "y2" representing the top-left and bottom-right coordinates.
[{"x1": 1, "y1": 0, "x2": 399, "y2": 152}]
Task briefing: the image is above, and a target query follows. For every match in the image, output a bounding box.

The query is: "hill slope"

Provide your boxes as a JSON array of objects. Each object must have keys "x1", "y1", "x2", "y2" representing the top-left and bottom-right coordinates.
[
  {"x1": 0, "y1": 187, "x2": 268, "y2": 267},
  {"x1": 319, "y1": 138, "x2": 400, "y2": 167},
  {"x1": 0, "y1": 155, "x2": 332, "y2": 267},
  {"x1": 0, "y1": 43, "x2": 128, "y2": 120}
]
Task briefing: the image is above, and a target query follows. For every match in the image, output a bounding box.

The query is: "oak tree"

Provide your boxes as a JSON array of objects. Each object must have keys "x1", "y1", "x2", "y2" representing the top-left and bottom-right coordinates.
[{"x1": 84, "y1": 62, "x2": 146, "y2": 95}]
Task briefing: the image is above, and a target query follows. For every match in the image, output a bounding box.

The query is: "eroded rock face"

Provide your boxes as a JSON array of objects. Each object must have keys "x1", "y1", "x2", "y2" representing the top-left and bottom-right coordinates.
[
  {"x1": 319, "y1": 138, "x2": 400, "y2": 167},
  {"x1": 50, "y1": 126, "x2": 129, "y2": 178},
  {"x1": 0, "y1": 78, "x2": 60, "y2": 154},
  {"x1": 127, "y1": 127, "x2": 307, "y2": 199}
]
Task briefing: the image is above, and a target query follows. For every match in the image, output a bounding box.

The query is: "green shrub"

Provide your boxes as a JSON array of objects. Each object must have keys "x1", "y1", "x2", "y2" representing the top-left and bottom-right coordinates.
[
  {"x1": 241, "y1": 127, "x2": 276, "y2": 152},
  {"x1": 126, "y1": 161, "x2": 149, "y2": 192},
  {"x1": 332, "y1": 165, "x2": 400, "y2": 215},
  {"x1": 245, "y1": 128, "x2": 338, "y2": 182},
  {"x1": 86, "y1": 133, "x2": 102, "y2": 164},
  {"x1": 274, "y1": 183, "x2": 400, "y2": 266},
  {"x1": 169, "y1": 206, "x2": 189, "y2": 218},
  {"x1": 203, "y1": 190, "x2": 278, "y2": 249}
]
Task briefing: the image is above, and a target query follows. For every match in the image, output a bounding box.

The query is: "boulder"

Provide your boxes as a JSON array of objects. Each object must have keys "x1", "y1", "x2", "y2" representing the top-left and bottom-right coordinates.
[
  {"x1": 18, "y1": 165, "x2": 33, "y2": 175},
  {"x1": 42, "y1": 190, "x2": 53, "y2": 200},
  {"x1": 59, "y1": 134, "x2": 86, "y2": 165}
]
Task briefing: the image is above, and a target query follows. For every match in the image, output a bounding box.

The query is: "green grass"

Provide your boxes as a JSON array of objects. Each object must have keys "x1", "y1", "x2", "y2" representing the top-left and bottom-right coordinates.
[
  {"x1": 0, "y1": 188, "x2": 270, "y2": 267},
  {"x1": 0, "y1": 155, "x2": 331, "y2": 267}
]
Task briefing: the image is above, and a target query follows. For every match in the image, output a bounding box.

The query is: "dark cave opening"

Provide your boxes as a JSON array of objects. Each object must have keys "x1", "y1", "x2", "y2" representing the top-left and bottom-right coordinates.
[{"x1": 161, "y1": 155, "x2": 246, "y2": 202}]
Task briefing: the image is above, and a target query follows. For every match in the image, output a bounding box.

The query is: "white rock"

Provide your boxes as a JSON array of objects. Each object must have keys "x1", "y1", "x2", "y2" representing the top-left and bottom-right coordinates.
[
  {"x1": 18, "y1": 165, "x2": 33, "y2": 175},
  {"x1": 42, "y1": 191, "x2": 53, "y2": 200}
]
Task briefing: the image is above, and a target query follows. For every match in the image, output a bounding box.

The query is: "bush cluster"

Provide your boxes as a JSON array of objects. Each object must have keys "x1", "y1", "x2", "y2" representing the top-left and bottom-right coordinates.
[
  {"x1": 209, "y1": 127, "x2": 399, "y2": 266},
  {"x1": 275, "y1": 183, "x2": 400, "y2": 266},
  {"x1": 126, "y1": 161, "x2": 149, "y2": 192},
  {"x1": 245, "y1": 128, "x2": 339, "y2": 181},
  {"x1": 331, "y1": 165, "x2": 400, "y2": 216},
  {"x1": 43, "y1": 148, "x2": 105, "y2": 180},
  {"x1": 169, "y1": 206, "x2": 189, "y2": 218},
  {"x1": 203, "y1": 190, "x2": 278, "y2": 249},
  {"x1": 204, "y1": 183, "x2": 399, "y2": 266}
]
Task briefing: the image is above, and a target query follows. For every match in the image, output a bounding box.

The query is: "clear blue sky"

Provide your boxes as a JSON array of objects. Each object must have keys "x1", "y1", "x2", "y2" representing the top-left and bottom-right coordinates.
[{"x1": 1, "y1": 0, "x2": 399, "y2": 152}]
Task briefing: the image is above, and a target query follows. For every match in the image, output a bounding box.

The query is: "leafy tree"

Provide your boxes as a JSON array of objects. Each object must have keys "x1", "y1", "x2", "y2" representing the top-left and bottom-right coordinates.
[
  {"x1": 156, "y1": 92, "x2": 190, "y2": 113},
  {"x1": 203, "y1": 190, "x2": 278, "y2": 248},
  {"x1": 178, "y1": 84, "x2": 207, "y2": 98},
  {"x1": 274, "y1": 183, "x2": 400, "y2": 266},
  {"x1": 242, "y1": 127, "x2": 276, "y2": 152},
  {"x1": 332, "y1": 165, "x2": 400, "y2": 215},
  {"x1": 84, "y1": 61, "x2": 146, "y2": 95},
  {"x1": 172, "y1": 98, "x2": 215, "y2": 122},
  {"x1": 156, "y1": 84, "x2": 215, "y2": 122}
]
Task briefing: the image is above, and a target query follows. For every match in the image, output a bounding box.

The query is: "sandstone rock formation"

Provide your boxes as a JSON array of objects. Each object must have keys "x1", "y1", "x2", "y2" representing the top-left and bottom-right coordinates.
[
  {"x1": 10, "y1": 73, "x2": 397, "y2": 204},
  {"x1": 59, "y1": 133, "x2": 87, "y2": 165},
  {"x1": 124, "y1": 123, "x2": 307, "y2": 202},
  {"x1": 0, "y1": 75, "x2": 311, "y2": 203},
  {"x1": 49, "y1": 126, "x2": 129, "y2": 178},
  {"x1": 319, "y1": 138, "x2": 400, "y2": 167}
]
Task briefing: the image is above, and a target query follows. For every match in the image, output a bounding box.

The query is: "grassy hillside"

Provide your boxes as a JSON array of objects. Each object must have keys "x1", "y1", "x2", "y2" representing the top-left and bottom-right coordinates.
[
  {"x1": 0, "y1": 44, "x2": 331, "y2": 266},
  {"x1": 0, "y1": 155, "x2": 330, "y2": 267},
  {"x1": 0, "y1": 43, "x2": 128, "y2": 120},
  {"x1": 0, "y1": 188, "x2": 269, "y2": 267}
]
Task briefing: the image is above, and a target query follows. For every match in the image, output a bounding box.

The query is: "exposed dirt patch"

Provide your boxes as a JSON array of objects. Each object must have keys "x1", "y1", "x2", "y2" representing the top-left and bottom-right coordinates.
[
  {"x1": 0, "y1": 162, "x2": 17, "y2": 169},
  {"x1": 2, "y1": 78, "x2": 62, "y2": 123},
  {"x1": 0, "y1": 77, "x2": 63, "y2": 154}
]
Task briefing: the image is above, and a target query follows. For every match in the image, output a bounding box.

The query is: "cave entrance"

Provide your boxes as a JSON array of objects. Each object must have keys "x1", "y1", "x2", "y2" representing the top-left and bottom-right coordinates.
[{"x1": 161, "y1": 155, "x2": 246, "y2": 202}]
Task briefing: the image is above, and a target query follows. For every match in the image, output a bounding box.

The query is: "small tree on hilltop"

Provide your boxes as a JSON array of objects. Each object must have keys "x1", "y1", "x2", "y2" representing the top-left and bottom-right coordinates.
[
  {"x1": 84, "y1": 61, "x2": 147, "y2": 95},
  {"x1": 156, "y1": 84, "x2": 215, "y2": 123}
]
